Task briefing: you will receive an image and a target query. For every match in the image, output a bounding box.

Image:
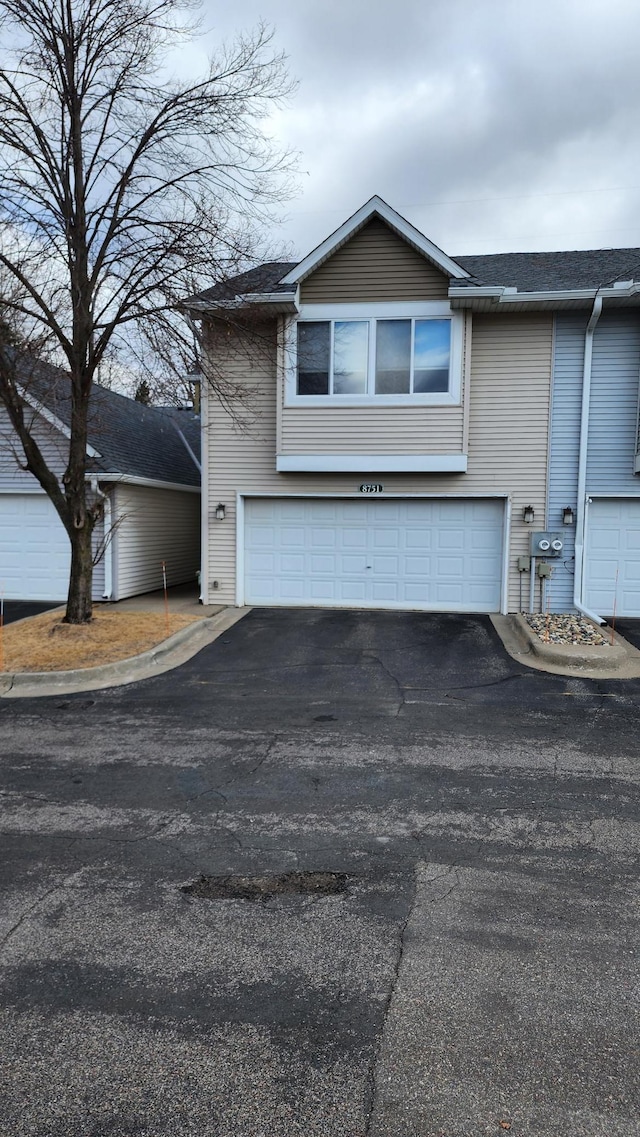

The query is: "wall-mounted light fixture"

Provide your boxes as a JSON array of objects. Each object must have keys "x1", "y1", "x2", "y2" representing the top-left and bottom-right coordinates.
[
  {"x1": 215, "y1": 503, "x2": 226, "y2": 521},
  {"x1": 522, "y1": 505, "x2": 535, "y2": 524},
  {"x1": 562, "y1": 506, "x2": 575, "y2": 525}
]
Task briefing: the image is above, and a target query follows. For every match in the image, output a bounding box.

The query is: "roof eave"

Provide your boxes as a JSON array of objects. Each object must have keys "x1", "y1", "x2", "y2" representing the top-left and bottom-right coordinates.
[{"x1": 182, "y1": 292, "x2": 298, "y2": 315}]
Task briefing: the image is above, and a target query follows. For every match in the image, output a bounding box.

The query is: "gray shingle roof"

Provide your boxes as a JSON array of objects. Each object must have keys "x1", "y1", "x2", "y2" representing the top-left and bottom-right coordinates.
[
  {"x1": 453, "y1": 249, "x2": 640, "y2": 291},
  {"x1": 188, "y1": 247, "x2": 640, "y2": 305},
  {"x1": 188, "y1": 261, "x2": 297, "y2": 305},
  {"x1": 20, "y1": 357, "x2": 200, "y2": 487}
]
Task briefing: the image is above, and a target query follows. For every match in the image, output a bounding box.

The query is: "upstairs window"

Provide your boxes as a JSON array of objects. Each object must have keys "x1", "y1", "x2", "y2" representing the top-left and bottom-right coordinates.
[{"x1": 294, "y1": 310, "x2": 459, "y2": 405}]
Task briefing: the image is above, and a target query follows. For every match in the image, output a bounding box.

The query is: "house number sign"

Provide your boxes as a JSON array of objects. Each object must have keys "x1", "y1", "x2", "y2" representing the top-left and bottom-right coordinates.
[{"x1": 359, "y1": 483, "x2": 384, "y2": 494}]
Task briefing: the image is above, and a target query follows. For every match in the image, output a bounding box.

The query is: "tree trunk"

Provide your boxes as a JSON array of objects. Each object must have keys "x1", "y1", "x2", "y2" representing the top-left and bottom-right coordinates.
[{"x1": 64, "y1": 520, "x2": 94, "y2": 624}]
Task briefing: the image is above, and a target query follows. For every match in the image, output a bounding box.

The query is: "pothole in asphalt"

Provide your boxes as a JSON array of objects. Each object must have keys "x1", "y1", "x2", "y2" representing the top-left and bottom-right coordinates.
[{"x1": 181, "y1": 871, "x2": 349, "y2": 902}]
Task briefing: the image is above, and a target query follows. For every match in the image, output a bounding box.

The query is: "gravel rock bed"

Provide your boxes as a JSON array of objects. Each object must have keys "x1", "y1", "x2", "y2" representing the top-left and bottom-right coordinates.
[{"x1": 524, "y1": 613, "x2": 610, "y2": 646}]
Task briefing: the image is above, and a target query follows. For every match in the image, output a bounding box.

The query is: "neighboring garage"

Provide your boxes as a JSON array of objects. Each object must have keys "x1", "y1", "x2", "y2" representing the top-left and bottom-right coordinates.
[
  {"x1": 243, "y1": 497, "x2": 505, "y2": 612},
  {"x1": 0, "y1": 362, "x2": 201, "y2": 603},
  {"x1": 1, "y1": 494, "x2": 72, "y2": 600},
  {"x1": 584, "y1": 498, "x2": 640, "y2": 616}
]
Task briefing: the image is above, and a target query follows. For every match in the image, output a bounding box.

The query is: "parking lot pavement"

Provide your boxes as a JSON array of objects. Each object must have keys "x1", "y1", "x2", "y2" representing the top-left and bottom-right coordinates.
[{"x1": 1, "y1": 608, "x2": 639, "y2": 1134}]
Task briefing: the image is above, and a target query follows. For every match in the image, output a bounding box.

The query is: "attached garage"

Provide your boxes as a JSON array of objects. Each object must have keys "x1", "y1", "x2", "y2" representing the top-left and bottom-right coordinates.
[
  {"x1": 0, "y1": 494, "x2": 71, "y2": 600},
  {"x1": 243, "y1": 497, "x2": 505, "y2": 612},
  {"x1": 585, "y1": 498, "x2": 640, "y2": 616}
]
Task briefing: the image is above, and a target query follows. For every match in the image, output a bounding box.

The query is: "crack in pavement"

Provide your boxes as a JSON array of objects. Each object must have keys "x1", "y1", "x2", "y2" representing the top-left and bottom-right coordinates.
[
  {"x1": 364, "y1": 864, "x2": 417, "y2": 1135},
  {"x1": 363, "y1": 653, "x2": 406, "y2": 718},
  {"x1": 0, "y1": 869, "x2": 84, "y2": 954}
]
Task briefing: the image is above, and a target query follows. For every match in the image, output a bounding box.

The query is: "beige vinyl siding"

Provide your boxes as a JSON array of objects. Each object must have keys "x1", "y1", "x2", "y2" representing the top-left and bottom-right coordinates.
[
  {"x1": 205, "y1": 314, "x2": 552, "y2": 612},
  {"x1": 112, "y1": 484, "x2": 200, "y2": 599},
  {"x1": 468, "y1": 317, "x2": 552, "y2": 611},
  {"x1": 279, "y1": 407, "x2": 463, "y2": 455},
  {"x1": 300, "y1": 219, "x2": 450, "y2": 303}
]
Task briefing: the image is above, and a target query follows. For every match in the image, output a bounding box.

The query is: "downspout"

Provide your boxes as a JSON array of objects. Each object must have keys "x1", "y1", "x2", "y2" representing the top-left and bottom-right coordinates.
[
  {"x1": 184, "y1": 311, "x2": 206, "y2": 603},
  {"x1": 573, "y1": 293, "x2": 605, "y2": 624},
  {"x1": 89, "y1": 476, "x2": 113, "y2": 600}
]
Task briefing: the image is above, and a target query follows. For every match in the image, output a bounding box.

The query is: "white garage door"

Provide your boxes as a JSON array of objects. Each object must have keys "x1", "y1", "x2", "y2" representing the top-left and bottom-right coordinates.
[
  {"x1": 585, "y1": 499, "x2": 640, "y2": 616},
  {"x1": 0, "y1": 494, "x2": 70, "y2": 600},
  {"x1": 244, "y1": 497, "x2": 504, "y2": 612}
]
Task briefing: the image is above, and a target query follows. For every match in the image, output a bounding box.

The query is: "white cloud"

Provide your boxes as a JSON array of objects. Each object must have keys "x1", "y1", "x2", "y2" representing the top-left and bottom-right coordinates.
[{"x1": 197, "y1": 0, "x2": 640, "y2": 257}]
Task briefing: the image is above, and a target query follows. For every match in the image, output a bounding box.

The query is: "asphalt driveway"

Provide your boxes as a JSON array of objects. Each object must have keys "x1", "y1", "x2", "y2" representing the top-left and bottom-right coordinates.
[
  {"x1": 1, "y1": 608, "x2": 639, "y2": 1135},
  {"x1": 2, "y1": 599, "x2": 61, "y2": 625}
]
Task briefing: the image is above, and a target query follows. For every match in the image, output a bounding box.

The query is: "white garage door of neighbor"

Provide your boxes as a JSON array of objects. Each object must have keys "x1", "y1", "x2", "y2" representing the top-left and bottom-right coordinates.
[
  {"x1": 0, "y1": 493, "x2": 70, "y2": 600},
  {"x1": 244, "y1": 497, "x2": 505, "y2": 612},
  {"x1": 585, "y1": 499, "x2": 640, "y2": 616}
]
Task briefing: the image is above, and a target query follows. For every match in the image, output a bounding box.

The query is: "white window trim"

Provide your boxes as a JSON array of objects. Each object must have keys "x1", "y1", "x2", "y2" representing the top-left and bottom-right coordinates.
[{"x1": 284, "y1": 301, "x2": 463, "y2": 408}]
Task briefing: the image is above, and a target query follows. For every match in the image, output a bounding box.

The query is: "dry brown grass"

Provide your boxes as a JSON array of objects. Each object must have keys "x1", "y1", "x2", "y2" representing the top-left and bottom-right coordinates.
[{"x1": 0, "y1": 609, "x2": 199, "y2": 673}]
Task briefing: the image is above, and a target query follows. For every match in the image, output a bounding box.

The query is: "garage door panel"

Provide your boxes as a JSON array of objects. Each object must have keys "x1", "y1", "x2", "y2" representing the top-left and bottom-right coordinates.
[
  {"x1": 0, "y1": 494, "x2": 70, "y2": 600},
  {"x1": 244, "y1": 497, "x2": 504, "y2": 613},
  {"x1": 585, "y1": 499, "x2": 640, "y2": 615}
]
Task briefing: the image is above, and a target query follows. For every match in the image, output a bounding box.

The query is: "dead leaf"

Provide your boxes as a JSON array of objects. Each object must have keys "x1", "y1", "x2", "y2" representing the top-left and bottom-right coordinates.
[{"x1": 499, "y1": 1123, "x2": 512, "y2": 1131}]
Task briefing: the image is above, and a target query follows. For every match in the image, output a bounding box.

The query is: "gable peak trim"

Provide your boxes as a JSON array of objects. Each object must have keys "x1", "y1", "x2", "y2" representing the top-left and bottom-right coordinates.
[{"x1": 281, "y1": 196, "x2": 470, "y2": 285}]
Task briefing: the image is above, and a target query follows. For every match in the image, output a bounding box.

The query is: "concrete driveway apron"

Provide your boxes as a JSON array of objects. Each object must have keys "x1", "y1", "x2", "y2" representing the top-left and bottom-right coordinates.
[{"x1": 1, "y1": 608, "x2": 639, "y2": 1136}]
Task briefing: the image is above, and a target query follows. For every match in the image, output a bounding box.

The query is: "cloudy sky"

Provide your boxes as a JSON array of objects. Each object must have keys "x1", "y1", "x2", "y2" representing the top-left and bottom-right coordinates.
[{"x1": 193, "y1": 0, "x2": 640, "y2": 261}]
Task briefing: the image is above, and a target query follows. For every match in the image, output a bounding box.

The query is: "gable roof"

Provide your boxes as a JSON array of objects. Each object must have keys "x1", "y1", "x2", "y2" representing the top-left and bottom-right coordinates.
[
  {"x1": 181, "y1": 196, "x2": 640, "y2": 313},
  {"x1": 280, "y1": 196, "x2": 470, "y2": 285},
  {"x1": 17, "y1": 356, "x2": 200, "y2": 488}
]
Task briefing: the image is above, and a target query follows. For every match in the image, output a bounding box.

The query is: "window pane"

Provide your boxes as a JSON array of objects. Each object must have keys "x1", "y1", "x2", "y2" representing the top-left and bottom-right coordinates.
[
  {"x1": 333, "y1": 321, "x2": 368, "y2": 394},
  {"x1": 413, "y1": 319, "x2": 451, "y2": 393},
  {"x1": 375, "y1": 320, "x2": 411, "y2": 394},
  {"x1": 297, "y1": 322, "x2": 330, "y2": 395}
]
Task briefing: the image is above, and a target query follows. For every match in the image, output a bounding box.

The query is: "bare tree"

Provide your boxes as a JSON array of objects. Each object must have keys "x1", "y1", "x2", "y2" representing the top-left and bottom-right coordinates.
[{"x1": 0, "y1": 0, "x2": 294, "y2": 622}]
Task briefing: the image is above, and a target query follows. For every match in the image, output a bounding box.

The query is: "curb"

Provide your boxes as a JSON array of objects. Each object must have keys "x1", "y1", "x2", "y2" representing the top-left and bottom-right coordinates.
[
  {"x1": 511, "y1": 613, "x2": 628, "y2": 671},
  {"x1": 0, "y1": 607, "x2": 250, "y2": 698},
  {"x1": 491, "y1": 613, "x2": 640, "y2": 679}
]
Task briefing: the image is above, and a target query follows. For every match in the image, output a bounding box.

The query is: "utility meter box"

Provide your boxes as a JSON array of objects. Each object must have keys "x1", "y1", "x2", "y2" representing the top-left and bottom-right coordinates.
[{"x1": 530, "y1": 531, "x2": 564, "y2": 558}]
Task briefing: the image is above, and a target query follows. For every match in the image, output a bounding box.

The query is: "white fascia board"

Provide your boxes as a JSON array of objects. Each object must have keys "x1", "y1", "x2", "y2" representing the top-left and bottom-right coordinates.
[
  {"x1": 19, "y1": 387, "x2": 102, "y2": 458},
  {"x1": 276, "y1": 454, "x2": 468, "y2": 473},
  {"x1": 88, "y1": 473, "x2": 201, "y2": 494},
  {"x1": 450, "y1": 283, "x2": 640, "y2": 306},
  {"x1": 281, "y1": 196, "x2": 470, "y2": 285},
  {"x1": 449, "y1": 286, "x2": 505, "y2": 300}
]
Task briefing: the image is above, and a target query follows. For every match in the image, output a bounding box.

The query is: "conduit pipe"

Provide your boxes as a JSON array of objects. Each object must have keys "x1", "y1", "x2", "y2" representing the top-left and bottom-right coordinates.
[{"x1": 573, "y1": 293, "x2": 605, "y2": 625}]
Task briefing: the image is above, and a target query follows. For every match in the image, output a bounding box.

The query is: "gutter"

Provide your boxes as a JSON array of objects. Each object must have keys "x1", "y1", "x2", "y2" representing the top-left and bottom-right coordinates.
[
  {"x1": 573, "y1": 293, "x2": 605, "y2": 625},
  {"x1": 89, "y1": 473, "x2": 200, "y2": 494},
  {"x1": 449, "y1": 281, "x2": 640, "y2": 308}
]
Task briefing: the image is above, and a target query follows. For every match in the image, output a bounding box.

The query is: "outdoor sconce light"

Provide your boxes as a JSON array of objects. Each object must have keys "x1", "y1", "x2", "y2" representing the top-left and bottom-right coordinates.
[
  {"x1": 562, "y1": 506, "x2": 575, "y2": 525},
  {"x1": 522, "y1": 505, "x2": 535, "y2": 524},
  {"x1": 215, "y1": 503, "x2": 226, "y2": 521}
]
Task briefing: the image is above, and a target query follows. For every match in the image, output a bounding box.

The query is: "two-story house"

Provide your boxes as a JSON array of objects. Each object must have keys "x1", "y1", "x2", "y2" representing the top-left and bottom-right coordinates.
[{"x1": 187, "y1": 196, "x2": 640, "y2": 619}]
